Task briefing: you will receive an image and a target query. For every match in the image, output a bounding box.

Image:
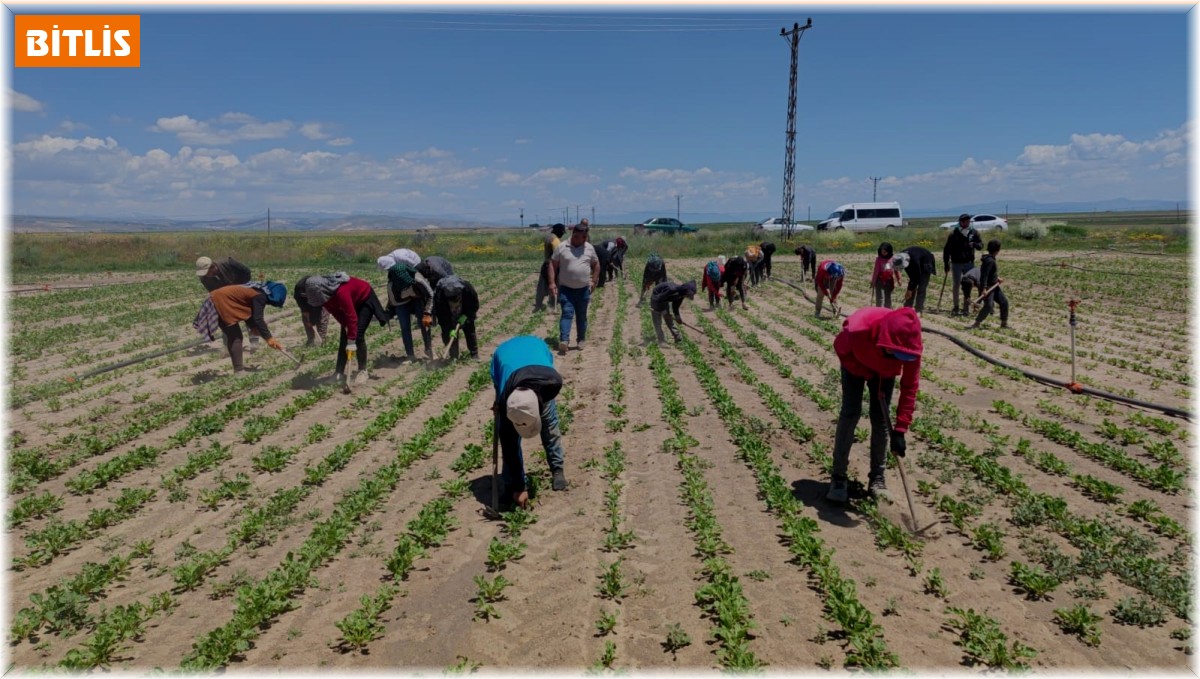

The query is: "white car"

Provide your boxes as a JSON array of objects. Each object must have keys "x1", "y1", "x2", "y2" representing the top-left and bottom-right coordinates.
[
  {"x1": 940, "y1": 214, "x2": 1008, "y2": 231},
  {"x1": 755, "y1": 217, "x2": 814, "y2": 233}
]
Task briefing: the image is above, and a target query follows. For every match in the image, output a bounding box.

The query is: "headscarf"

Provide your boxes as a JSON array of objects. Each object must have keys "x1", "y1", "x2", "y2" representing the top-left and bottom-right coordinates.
[
  {"x1": 717, "y1": 255, "x2": 727, "y2": 267},
  {"x1": 680, "y1": 280, "x2": 697, "y2": 299},
  {"x1": 377, "y1": 255, "x2": 396, "y2": 271},
  {"x1": 389, "y1": 248, "x2": 421, "y2": 268},
  {"x1": 437, "y1": 274, "x2": 466, "y2": 300},
  {"x1": 305, "y1": 272, "x2": 350, "y2": 306},
  {"x1": 387, "y1": 262, "x2": 417, "y2": 290}
]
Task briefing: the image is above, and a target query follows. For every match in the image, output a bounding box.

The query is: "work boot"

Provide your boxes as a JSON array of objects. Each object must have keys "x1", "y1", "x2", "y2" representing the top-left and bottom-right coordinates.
[
  {"x1": 552, "y1": 468, "x2": 568, "y2": 491},
  {"x1": 1000, "y1": 322, "x2": 1009, "y2": 329},
  {"x1": 968, "y1": 323, "x2": 981, "y2": 330},
  {"x1": 825, "y1": 476, "x2": 849, "y2": 503},
  {"x1": 868, "y1": 475, "x2": 890, "y2": 501},
  {"x1": 576, "y1": 340, "x2": 586, "y2": 352},
  {"x1": 557, "y1": 341, "x2": 569, "y2": 356}
]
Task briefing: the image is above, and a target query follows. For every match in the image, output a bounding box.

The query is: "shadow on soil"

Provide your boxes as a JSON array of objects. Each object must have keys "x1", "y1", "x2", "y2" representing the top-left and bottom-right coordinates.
[{"x1": 792, "y1": 478, "x2": 865, "y2": 529}]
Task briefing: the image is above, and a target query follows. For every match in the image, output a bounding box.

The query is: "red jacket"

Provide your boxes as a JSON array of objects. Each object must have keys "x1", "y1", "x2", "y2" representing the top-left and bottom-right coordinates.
[
  {"x1": 814, "y1": 260, "x2": 844, "y2": 301},
  {"x1": 323, "y1": 277, "x2": 374, "y2": 341},
  {"x1": 870, "y1": 256, "x2": 900, "y2": 290},
  {"x1": 833, "y1": 307, "x2": 923, "y2": 432}
]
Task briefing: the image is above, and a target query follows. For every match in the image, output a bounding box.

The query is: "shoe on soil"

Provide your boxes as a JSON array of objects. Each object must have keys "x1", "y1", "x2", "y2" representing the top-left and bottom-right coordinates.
[
  {"x1": 353, "y1": 370, "x2": 370, "y2": 386},
  {"x1": 868, "y1": 476, "x2": 891, "y2": 501},
  {"x1": 826, "y1": 476, "x2": 849, "y2": 504},
  {"x1": 557, "y1": 341, "x2": 569, "y2": 356},
  {"x1": 552, "y1": 469, "x2": 568, "y2": 491},
  {"x1": 576, "y1": 340, "x2": 585, "y2": 351},
  {"x1": 1000, "y1": 322, "x2": 1009, "y2": 329}
]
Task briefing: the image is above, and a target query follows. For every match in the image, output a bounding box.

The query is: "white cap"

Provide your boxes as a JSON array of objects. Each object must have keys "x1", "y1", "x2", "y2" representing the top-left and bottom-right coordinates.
[
  {"x1": 195, "y1": 256, "x2": 213, "y2": 276},
  {"x1": 506, "y1": 388, "x2": 541, "y2": 439}
]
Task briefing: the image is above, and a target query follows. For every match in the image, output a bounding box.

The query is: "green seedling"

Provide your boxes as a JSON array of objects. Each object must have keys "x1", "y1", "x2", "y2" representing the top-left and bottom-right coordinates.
[
  {"x1": 594, "y1": 610, "x2": 618, "y2": 637},
  {"x1": 597, "y1": 560, "x2": 628, "y2": 600},
  {"x1": 1053, "y1": 604, "x2": 1102, "y2": 647},
  {"x1": 662, "y1": 623, "x2": 691, "y2": 658}
]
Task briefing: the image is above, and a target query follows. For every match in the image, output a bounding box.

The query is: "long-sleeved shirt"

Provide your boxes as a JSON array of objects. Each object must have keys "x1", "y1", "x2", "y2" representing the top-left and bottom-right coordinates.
[
  {"x1": 978, "y1": 253, "x2": 1000, "y2": 289},
  {"x1": 209, "y1": 285, "x2": 271, "y2": 339},
  {"x1": 814, "y1": 260, "x2": 844, "y2": 301},
  {"x1": 833, "y1": 307, "x2": 923, "y2": 432},
  {"x1": 323, "y1": 277, "x2": 375, "y2": 341},
  {"x1": 433, "y1": 277, "x2": 480, "y2": 328},
  {"x1": 491, "y1": 335, "x2": 563, "y2": 407},
  {"x1": 943, "y1": 226, "x2": 983, "y2": 266}
]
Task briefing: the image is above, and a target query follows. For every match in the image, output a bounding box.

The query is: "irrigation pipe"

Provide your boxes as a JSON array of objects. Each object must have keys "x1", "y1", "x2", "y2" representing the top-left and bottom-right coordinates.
[{"x1": 771, "y1": 276, "x2": 1192, "y2": 421}]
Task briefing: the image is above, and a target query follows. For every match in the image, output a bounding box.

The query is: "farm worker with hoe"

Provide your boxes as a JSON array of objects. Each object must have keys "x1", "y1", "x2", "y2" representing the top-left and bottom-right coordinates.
[
  {"x1": 826, "y1": 306, "x2": 923, "y2": 503},
  {"x1": 293, "y1": 276, "x2": 330, "y2": 347},
  {"x1": 208, "y1": 282, "x2": 287, "y2": 372},
  {"x1": 813, "y1": 260, "x2": 845, "y2": 318},
  {"x1": 759, "y1": 241, "x2": 777, "y2": 280},
  {"x1": 744, "y1": 244, "x2": 764, "y2": 287},
  {"x1": 637, "y1": 252, "x2": 668, "y2": 307},
  {"x1": 892, "y1": 246, "x2": 937, "y2": 315},
  {"x1": 794, "y1": 244, "x2": 817, "y2": 282},
  {"x1": 650, "y1": 279, "x2": 698, "y2": 344},
  {"x1": 195, "y1": 255, "x2": 260, "y2": 345},
  {"x1": 702, "y1": 256, "x2": 725, "y2": 309},
  {"x1": 387, "y1": 261, "x2": 436, "y2": 362},
  {"x1": 307, "y1": 273, "x2": 390, "y2": 386},
  {"x1": 969, "y1": 239, "x2": 1008, "y2": 330},
  {"x1": 549, "y1": 221, "x2": 600, "y2": 356},
  {"x1": 491, "y1": 335, "x2": 569, "y2": 509},
  {"x1": 432, "y1": 274, "x2": 480, "y2": 360},
  {"x1": 535, "y1": 223, "x2": 566, "y2": 312},
  {"x1": 416, "y1": 255, "x2": 455, "y2": 288},
  {"x1": 869, "y1": 242, "x2": 901, "y2": 308},
  {"x1": 943, "y1": 213, "x2": 984, "y2": 317},
  {"x1": 721, "y1": 255, "x2": 750, "y2": 310}
]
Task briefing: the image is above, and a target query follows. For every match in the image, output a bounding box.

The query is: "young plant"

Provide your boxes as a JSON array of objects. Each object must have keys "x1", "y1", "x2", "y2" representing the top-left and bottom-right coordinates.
[
  {"x1": 594, "y1": 610, "x2": 618, "y2": 637},
  {"x1": 662, "y1": 623, "x2": 692, "y2": 658},
  {"x1": 1053, "y1": 604, "x2": 1102, "y2": 647}
]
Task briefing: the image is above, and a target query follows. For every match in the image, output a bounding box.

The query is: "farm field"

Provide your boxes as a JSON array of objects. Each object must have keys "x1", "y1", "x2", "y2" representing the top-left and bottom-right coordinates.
[{"x1": 3, "y1": 249, "x2": 1194, "y2": 672}]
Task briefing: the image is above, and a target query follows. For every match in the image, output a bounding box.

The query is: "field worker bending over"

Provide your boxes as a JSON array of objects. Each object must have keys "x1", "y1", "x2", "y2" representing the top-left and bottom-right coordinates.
[
  {"x1": 814, "y1": 260, "x2": 845, "y2": 318},
  {"x1": 794, "y1": 245, "x2": 817, "y2": 282},
  {"x1": 702, "y1": 257, "x2": 724, "y2": 309},
  {"x1": 826, "y1": 306, "x2": 923, "y2": 503},
  {"x1": 745, "y1": 244, "x2": 764, "y2": 287},
  {"x1": 959, "y1": 264, "x2": 982, "y2": 311},
  {"x1": 209, "y1": 282, "x2": 286, "y2": 372},
  {"x1": 293, "y1": 276, "x2": 330, "y2": 347},
  {"x1": 377, "y1": 248, "x2": 421, "y2": 272},
  {"x1": 969, "y1": 239, "x2": 1008, "y2": 330},
  {"x1": 195, "y1": 255, "x2": 258, "y2": 345},
  {"x1": 308, "y1": 273, "x2": 390, "y2": 388},
  {"x1": 606, "y1": 237, "x2": 629, "y2": 281},
  {"x1": 433, "y1": 274, "x2": 480, "y2": 360},
  {"x1": 760, "y1": 241, "x2": 777, "y2": 280},
  {"x1": 638, "y1": 252, "x2": 668, "y2": 307},
  {"x1": 549, "y1": 221, "x2": 600, "y2": 356},
  {"x1": 387, "y1": 261, "x2": 436, "y2": 362},
  {"x1": 870, "y1": 242, "x2": 901, "y2": 309},
  {"x1": 492, "y1": 335, "x2": 569, "y2": 509},
  {"x1": 535, "y1": 224, "x2": 566, "y2": 312},
  {"x1": 893, "y1": 246, "x2": 936, "y2": 314},
  {"x1": 722, "y1": 255, "x2": 749, "y2": 310},
  {"x1": 650, "y1": 279, "x2": 697, "y2": 344},
  {"x1": 416, "y1": 255, "x2": 455, "y2": 289}
]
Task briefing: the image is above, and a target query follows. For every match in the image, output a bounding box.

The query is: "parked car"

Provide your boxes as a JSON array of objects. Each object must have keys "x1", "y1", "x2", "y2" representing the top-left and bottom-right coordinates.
[
  {"x1": 637, "y1": 217, "x2": 698, "y2": 234},
  {"x1": 816, "y1": 202, "x2": 903, "y2": 232},
  {"x1": 940, "y1": 214, "x2": 1008, "y2": 231},
  {"x1": 754, "y1": 217, "x2": 815, "y2": 233}
]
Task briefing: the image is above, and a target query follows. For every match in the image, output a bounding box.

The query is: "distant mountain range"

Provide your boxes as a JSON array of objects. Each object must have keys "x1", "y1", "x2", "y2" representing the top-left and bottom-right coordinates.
[{"x1": 10, "y1": 198, "x2": 1186, "y2": 232}]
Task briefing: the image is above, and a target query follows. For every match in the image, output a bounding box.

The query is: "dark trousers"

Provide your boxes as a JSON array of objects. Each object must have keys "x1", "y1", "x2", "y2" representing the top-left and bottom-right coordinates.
[
  {"x1": 639, "y1": 264, "x2": 667, "y2": 304},
  {"x1": 904, "y1": 274, "x2": 931, "y2": 313},
  {"x1": 724, "y1": 276, "x2": 746, "y2": 306},
  {"x1": 975, "y1": 286, "x2": 1009, "y2": 325},
  {"x1": 335, "y1": 306, "x2": 373, "y2": 374},
  {"x1": 762, "y1": 253, "x2": 773, "y2": 279},
  {"x1": 219, "y1": 321, "x2": 246, "y2": 371},
  {"x1": 831, "y1": 368, "x2": 895, "y2": 482},
  {"x1": 300, "y1": 307, "x2": 328, "y2": 345},
  {"x1": 874, "y1": 285, "x2": 894, "y2": 308},
  {"x1": 535, "y1": 261, "x2": 556, "y2": 310},
  {"x1": 396, "y1": 299, "x2": 433, "y2": 358},
  {"x1": 440, "y1": 317, "x2": 478, "y2": 359},
  {"x1": 748, "y1": 261, "x2": 763, "y2": 287},
  {"x1": 498, "y1": 400, "x2": 565, "y2": 494}
]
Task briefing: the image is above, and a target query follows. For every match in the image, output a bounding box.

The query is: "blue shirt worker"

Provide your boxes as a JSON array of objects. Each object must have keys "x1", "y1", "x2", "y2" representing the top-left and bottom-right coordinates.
[{"x1": 491, "y1": 335, "x2": 568, "y2": 509}]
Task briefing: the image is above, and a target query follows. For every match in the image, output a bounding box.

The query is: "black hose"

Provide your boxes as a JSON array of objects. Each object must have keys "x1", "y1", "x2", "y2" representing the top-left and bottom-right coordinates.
[{"x1": 771, "y1": 276, "x2": 1192, "y2": 421}]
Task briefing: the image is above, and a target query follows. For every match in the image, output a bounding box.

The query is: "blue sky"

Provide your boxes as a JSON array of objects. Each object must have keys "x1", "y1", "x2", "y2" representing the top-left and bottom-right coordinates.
[{"x1": 6, "y1": 6, "x2": 1191, "y2": 222}]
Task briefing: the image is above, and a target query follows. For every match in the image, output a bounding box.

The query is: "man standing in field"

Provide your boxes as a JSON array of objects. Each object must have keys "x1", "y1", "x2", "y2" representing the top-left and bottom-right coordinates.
[
  {"x1": 492, "y1": 335, "x2": 568, "y2": 509},
  {"x1": 943, "y1": 213, "x2": 984, "y2": 316},
  {"x1": 826, "y1": 306, "x2": 923, "y2": 503},
  {"x1": 549, "y1": 222, "x2": 600, "y2": 356},
  {"x1": 893, "y1": 246, "x2": 937, "y2": 314},
  {"x1": 814, "y1": 260, "x2": 845, "y2": 318},
  {"x1": 535, "y1": 224, "x2": 566, "y2": 312}
]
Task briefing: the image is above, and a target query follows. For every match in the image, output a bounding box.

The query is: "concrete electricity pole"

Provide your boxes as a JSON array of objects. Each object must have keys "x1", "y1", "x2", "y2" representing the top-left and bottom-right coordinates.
[
  {"x1": 779, "y1": 18, "x2": 813, "y2": 240},
  {"x1": 675, "y1": 194, "x2": 682, "y2": 220}
]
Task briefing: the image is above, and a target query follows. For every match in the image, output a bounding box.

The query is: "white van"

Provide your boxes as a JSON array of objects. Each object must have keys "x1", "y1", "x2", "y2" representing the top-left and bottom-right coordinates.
[{"x1": 816, "y1": 202, "x2": 903, "y2": 232}]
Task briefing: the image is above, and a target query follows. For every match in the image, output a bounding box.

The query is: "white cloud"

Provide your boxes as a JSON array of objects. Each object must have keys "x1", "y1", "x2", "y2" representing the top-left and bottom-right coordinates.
[
  {"x1": 328, "y1": 137, "x2": 354, "y2": 147},
  {"x1": 514, "y1": 138, "x2": 531, "y2": 145},
  {"x1": 495, "y1": 171, "x2": 522, "y2": 186},
  {"x1": 299, "y1": 122, "x2": 331, "y2": 140},
  {"x1": 11, "y1": 90, "x2": 44, "y2": 113},
  {"x1": 151, "y1": 113, "x2": 294, "y2": 145}
]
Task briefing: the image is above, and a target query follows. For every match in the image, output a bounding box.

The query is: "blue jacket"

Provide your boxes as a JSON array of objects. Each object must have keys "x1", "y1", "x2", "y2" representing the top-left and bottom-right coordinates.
[{"x1": 491, "y1": 335, "x2": 562, "y2": 406}]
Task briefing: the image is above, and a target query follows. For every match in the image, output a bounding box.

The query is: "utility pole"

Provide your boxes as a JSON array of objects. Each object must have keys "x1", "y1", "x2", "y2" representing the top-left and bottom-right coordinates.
[
  {"x1": 779, "y1": 18, "x2": 813, "y2": 240},
  {"x1": 869, "y1": 176, "x2": 881, "y2": 202},
  {"x1": 675, "y1": 194, "x2": 682, "y2": 220},
  {"x1": 575, "y1": 205, "x2": 581, "y2": 223},
  {"x1": 591, "y1": 206, "x2": 595, "y2": 225},
  {"x1": 520, "y1": 208, "x2": 524, "y2": 228}
]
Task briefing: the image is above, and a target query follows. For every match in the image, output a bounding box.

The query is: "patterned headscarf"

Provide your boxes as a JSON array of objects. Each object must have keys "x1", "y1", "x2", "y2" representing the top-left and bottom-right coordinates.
[{"x1": 305, "y1": 272, "x2": 350, "y2": 306}]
